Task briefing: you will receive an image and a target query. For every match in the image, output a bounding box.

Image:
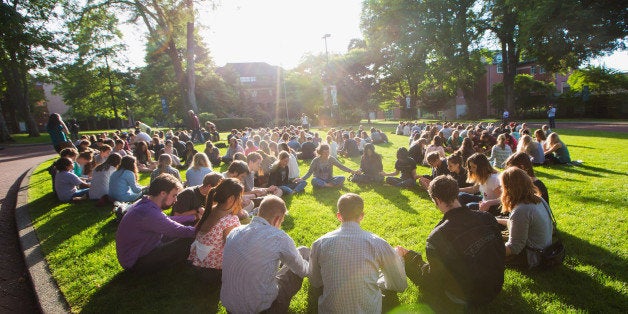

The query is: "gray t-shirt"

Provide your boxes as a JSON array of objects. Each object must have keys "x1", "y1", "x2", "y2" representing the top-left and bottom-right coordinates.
[
  {"x1": 507, "y1": 200, "x2": 553, "y2": 266},
  {"x1": 55, "y1": 171, "x2": 84, "y2": 201}
]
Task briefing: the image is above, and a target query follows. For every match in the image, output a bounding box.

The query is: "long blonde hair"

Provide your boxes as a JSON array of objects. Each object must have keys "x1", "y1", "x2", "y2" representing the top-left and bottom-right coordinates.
[
  {"x1": 500, "y1": 167, "x2": 542, "y2": 214},
  {"x1": 190, "y1": 152, "x2": 211, "y2": 170}
]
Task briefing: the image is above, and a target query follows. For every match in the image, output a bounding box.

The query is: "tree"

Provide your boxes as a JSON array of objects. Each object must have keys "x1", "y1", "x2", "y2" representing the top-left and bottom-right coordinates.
[
  {"x1": 490, "y1": 74, "x2": 555, "y2": 114},
  {"x1": 567, "y1": 66, "x2": 628, "y2": 94},
  {"x1": 520, "y1": 0, "x2": 627, "y2": 72},
  {"x1": 0, "y1": 2, "x2": 61, "y2": 136},
  {"x1": 361, "y1": 0, "x2": 430, "y2": 119}
]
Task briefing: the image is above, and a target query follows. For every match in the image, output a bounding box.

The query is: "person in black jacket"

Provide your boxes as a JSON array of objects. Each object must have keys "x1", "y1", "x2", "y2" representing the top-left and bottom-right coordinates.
[{"x1": 396, "y1": 175, "x2": 505, "y2": 311}]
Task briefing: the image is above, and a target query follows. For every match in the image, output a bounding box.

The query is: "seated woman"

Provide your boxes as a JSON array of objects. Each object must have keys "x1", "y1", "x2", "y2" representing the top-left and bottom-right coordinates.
[
  {"x1": 544, "y1": 133, "x2": 571, "y2": 164},
  {"x1": 458, "y1": 153, "x2": 502, "y2": 216},
  {"x1": 180, "y1": 141, "x2": 198, "y2": 169},
  {"x1": 204, "y1": 141, "x2": 221, "y2": 167},
  {"x1": 454, "y1": 137, "x2": 476, "y2": 165},
  {"x1": 188, "y1": 178, "x2": 243, "y2": 285},
  {"x1": 446, "y1": 130, "x2": 462, "y2": 153},
  {"x1": 351, "y1": 143, "x2": 384, "y2": 184},
  {"x1": 422, "y1": 136, "x2": 446, "y2": 166},
  {"x1": 517, "y1": 134, "x2": 544, "y2": 165},
  {"x1": 505, "y1": 152, "x2": 549, "y2": 204},
  {"x1": 497, "y1": 167, "x2": 553, "y2": 269},
  {"x1": 186, "y1": 153, "x2": 213, "y2": 187},
  {"x1": 299, "y1": 144, "x2": 359, "y2": 188},
  {"x1": 54, "y1": 157, "x2": 90, "y2": 202},
  {"x1": 133, "y1": 141, "x2": 156, "y2": 173},
  {"x1": 221, "y1": 137, "x2": 244, "y2": 164},
  {"x1": 89, "y1": 153, "x2": 122, "y2": 201},
  {"x1": 109, "y1": 155, "x2": 145, "y2": 202},
  {"x1": 383, "y1": 147, "x2": 417, "y2": 188},
  {"x1": 446, "y1": 154, "x2": 473, "y2": 188},
  {"x1": 488, "y1": 134, "x2": 513, "y2": 169},
  {"x1": 268, "y1": 151, "x2": 307, "y2": 195},
  {"x1": 159, "y1": 140, "x2": 181, "y2": 167},
  {"x1": 279, "y1": 143, "x2": 300, "y2": 180},
  {"x1": 151, "y1": 154, "x2": 181, "y2": 184}
]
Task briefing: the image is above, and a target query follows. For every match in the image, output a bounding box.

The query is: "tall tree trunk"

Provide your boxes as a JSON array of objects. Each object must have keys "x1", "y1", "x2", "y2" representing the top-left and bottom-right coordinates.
[
  {"x1": 166, "y1": 37, "x2": 189, "y2": 115},
  {"x1": 0, "y1": 102, "x2": 12, "y2": 142},
  {"x1": 501, "y1": 39, "x2": 516, "y2": 116},
  {"x1": 186, "y1": 21, "x2": 198, "y2": 113}
]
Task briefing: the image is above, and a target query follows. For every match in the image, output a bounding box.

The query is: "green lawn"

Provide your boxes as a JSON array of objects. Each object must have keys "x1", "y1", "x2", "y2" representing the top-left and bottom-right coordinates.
[{"x1": 26, "y1": 126, "x2": 627, "y2": 313}]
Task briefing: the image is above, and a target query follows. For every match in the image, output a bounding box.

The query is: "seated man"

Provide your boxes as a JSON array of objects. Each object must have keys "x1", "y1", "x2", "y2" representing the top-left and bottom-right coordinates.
[
  {"x1": 221, "y1": 196, "x2": 309, "y2": 313},
  {"x1": 418, "y1": 152, "x2": 451, "y2": 190},
  {"x1": 245, "y1": 152, "x2": 282, "y2": 198},
  {"x1": 297, "y1": 136, "x2": 317, "y2": 160},
  {"x1": 397, "y1": 175, "x2": 505, "y2": 311},
  {"x1": 171, "y1": 173, "x2": 223, "y2": 217},
  {"x1": 309, "y1": 193, "x2": 407, "y2": 313},
  {"x1": 339, "y1": 133, "x2": 360, "y2": 157},
  {"x1": 115, "y1": 174, "x2": 202, "y2": 274}
]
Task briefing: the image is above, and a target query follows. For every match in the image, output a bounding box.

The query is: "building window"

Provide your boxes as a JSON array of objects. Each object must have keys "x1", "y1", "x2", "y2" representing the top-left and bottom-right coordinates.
[
  {"x1": 240, "y1": 76, "x2": 256, "y2": 83},
  {"x1": 539, "y1": 67, "x2": 545, "y2": 74},
  {"x1": 530, "y1": 66, "x2": 536, "y2": 75},
  {"x1": 496, "y1": 64, "x2": 503, "y2": 74}
]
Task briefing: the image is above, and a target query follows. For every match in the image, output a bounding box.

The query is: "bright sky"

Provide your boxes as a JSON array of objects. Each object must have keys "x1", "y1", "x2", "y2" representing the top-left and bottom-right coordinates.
[{"x1": 124, "y1": 0, "x2": 627, "y2": 71}]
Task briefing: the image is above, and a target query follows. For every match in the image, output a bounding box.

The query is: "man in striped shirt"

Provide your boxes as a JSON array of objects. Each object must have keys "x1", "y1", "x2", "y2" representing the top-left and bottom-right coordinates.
[
  {"x1": 308, "y1": 193, "x2": 407, "y2": 313},
  {"x1": 221, "y1": 196, "x2": 309, "y2": 313}
]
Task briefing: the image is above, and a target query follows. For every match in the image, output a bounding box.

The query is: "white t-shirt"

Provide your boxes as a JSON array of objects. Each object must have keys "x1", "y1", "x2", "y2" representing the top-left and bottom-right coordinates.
[
  {"x1": 480, "y1": 173, "x2": 501, "y2": 201},
  {"x1": 301, "y1": 116, "x2": 309, "y2": 125}
]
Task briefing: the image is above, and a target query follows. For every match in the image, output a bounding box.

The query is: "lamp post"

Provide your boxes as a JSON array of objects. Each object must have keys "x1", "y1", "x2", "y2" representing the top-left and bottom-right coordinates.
[
  {"x1": 322, "y1": 34, "x2": 331, "y2": 119},
  {"x1": 322, "y1": 33, "x2": 331, "y2": 62}
]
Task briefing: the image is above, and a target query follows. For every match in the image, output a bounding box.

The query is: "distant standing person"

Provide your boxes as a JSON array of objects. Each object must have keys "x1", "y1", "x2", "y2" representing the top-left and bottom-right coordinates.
[
  {"x1": 69, "y1": 119, "x2": 80, "y2": 142},
  {"x1": 502, "y1": 109, "x2": 510, "y2": 123},
  {"x1": 188, "y1": 110, "x2": 203, "y2": 143},
  {"x1": 46, "y1": 113, "x2": 70, "y2": 153},
  {"x1": 301, "y1": 113, "x2": 310, "y2": 129},
  {"x1": 547, "y1": 105, "x2": 556, "y2": 128}
]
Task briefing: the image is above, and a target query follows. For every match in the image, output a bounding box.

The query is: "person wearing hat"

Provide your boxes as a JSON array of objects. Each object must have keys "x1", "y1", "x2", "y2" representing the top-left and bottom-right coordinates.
[{"x1": 309, "y1": 193, "x2": 407, "y2": 313}]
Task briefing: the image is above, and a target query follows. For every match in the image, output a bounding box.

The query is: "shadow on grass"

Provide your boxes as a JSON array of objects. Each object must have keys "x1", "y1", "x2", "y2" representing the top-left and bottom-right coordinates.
[
  {"x1": 478, "y1": 230, "x2": 628, "y2": 313},
  {"x1": 81, "y1": 218, "x2": 118, "y2": 256},
  {"x1": 369, "y1": 185, "x2": 423, "y2": 214},
  {"x1": 28, "y1": 194, "x2": 112, "y2": 255},
  {"x1": 81, "y1": 264, "x2": 221, "y2": 313},
  {"x1": 535, "y1": 171, "x2": 583, "y2": 182}
]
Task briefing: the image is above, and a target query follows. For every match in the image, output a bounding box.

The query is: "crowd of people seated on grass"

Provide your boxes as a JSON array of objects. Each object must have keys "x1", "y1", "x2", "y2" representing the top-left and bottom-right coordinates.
[{"x1": 45, "y1": 113, "x2": 570, "y2": 311}]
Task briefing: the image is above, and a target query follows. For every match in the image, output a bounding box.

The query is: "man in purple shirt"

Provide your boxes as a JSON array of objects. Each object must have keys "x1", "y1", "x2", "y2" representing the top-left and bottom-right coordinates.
[{"x1": 115, "y1": 173, "x2": 202, "y2": 273}]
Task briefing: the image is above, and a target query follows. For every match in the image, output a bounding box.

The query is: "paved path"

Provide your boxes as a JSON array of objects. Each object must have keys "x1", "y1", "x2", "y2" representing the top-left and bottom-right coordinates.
[
  {"x1": 527, "y1": 121, "x2": 628, "y2": 133},
  {"x1": 0, "y1": 144, "x2": 56, "y2": 314}
]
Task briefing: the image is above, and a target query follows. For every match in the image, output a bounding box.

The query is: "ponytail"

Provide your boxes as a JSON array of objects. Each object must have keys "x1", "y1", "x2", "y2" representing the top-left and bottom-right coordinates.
[{"x1": 195, "y1": 188, "x2": 217, "y2": 230}]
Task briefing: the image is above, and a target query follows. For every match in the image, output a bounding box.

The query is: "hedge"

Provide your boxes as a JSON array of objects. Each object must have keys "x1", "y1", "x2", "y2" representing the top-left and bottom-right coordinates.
[{"x1": 213, "y1": 118, "x2": 255, "y2": 131}]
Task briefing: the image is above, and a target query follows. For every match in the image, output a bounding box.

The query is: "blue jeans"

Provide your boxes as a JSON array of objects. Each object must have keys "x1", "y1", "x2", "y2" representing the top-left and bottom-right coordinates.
[
  {"x1": 458, "y1": 192, "x2": 501, "y2": 215},
  {"x1": 279, "y1": 181, "x2": 308, "y2": 194},
  {"x1": 72, "y1": 188, "x2": 90, "y2": 198},
  {"x1": 458, "y1": 192, "x2": 482, "y2": 210},
  {"x1": 312, "y1": 176, "x2": 345, "y2": 188},
  {"x1": 385, "y1": 177, "x2": 415, "y2": 187}
]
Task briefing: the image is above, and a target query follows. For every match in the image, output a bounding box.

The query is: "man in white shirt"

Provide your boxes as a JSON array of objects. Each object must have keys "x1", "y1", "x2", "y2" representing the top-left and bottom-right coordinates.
[{"x1": 221, "y1": 196, "x2": 309, "y2": 313}]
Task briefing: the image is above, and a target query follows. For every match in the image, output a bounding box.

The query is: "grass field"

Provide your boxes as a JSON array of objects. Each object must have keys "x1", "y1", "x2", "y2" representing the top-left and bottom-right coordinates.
[{"x1": 26, "y1": 125, "x2": 627, "y2": 313}]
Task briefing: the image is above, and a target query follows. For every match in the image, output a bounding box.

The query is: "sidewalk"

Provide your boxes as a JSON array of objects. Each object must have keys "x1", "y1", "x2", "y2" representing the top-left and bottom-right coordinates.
[{"x1": 0, "y1": 144, "x2": 57, "y2": 313}]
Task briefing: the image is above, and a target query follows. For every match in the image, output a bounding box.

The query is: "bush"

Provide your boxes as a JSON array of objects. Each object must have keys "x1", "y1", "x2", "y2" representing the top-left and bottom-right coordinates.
[
  {"x1": 197, "y1": 112, "x2": 218, "y2": 126},
  {"x1": 213, "y1": 118, "x2": 255, "y2": 131}
]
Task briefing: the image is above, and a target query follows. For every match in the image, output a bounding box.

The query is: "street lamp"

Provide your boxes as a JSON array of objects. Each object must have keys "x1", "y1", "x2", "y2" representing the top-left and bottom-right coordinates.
[
  {"x1": 322, "y1": 34, "x2": 331, "y2": 62},
  {"x1": 322, "y1": 34, "x2": 332, "y2": 119}
]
